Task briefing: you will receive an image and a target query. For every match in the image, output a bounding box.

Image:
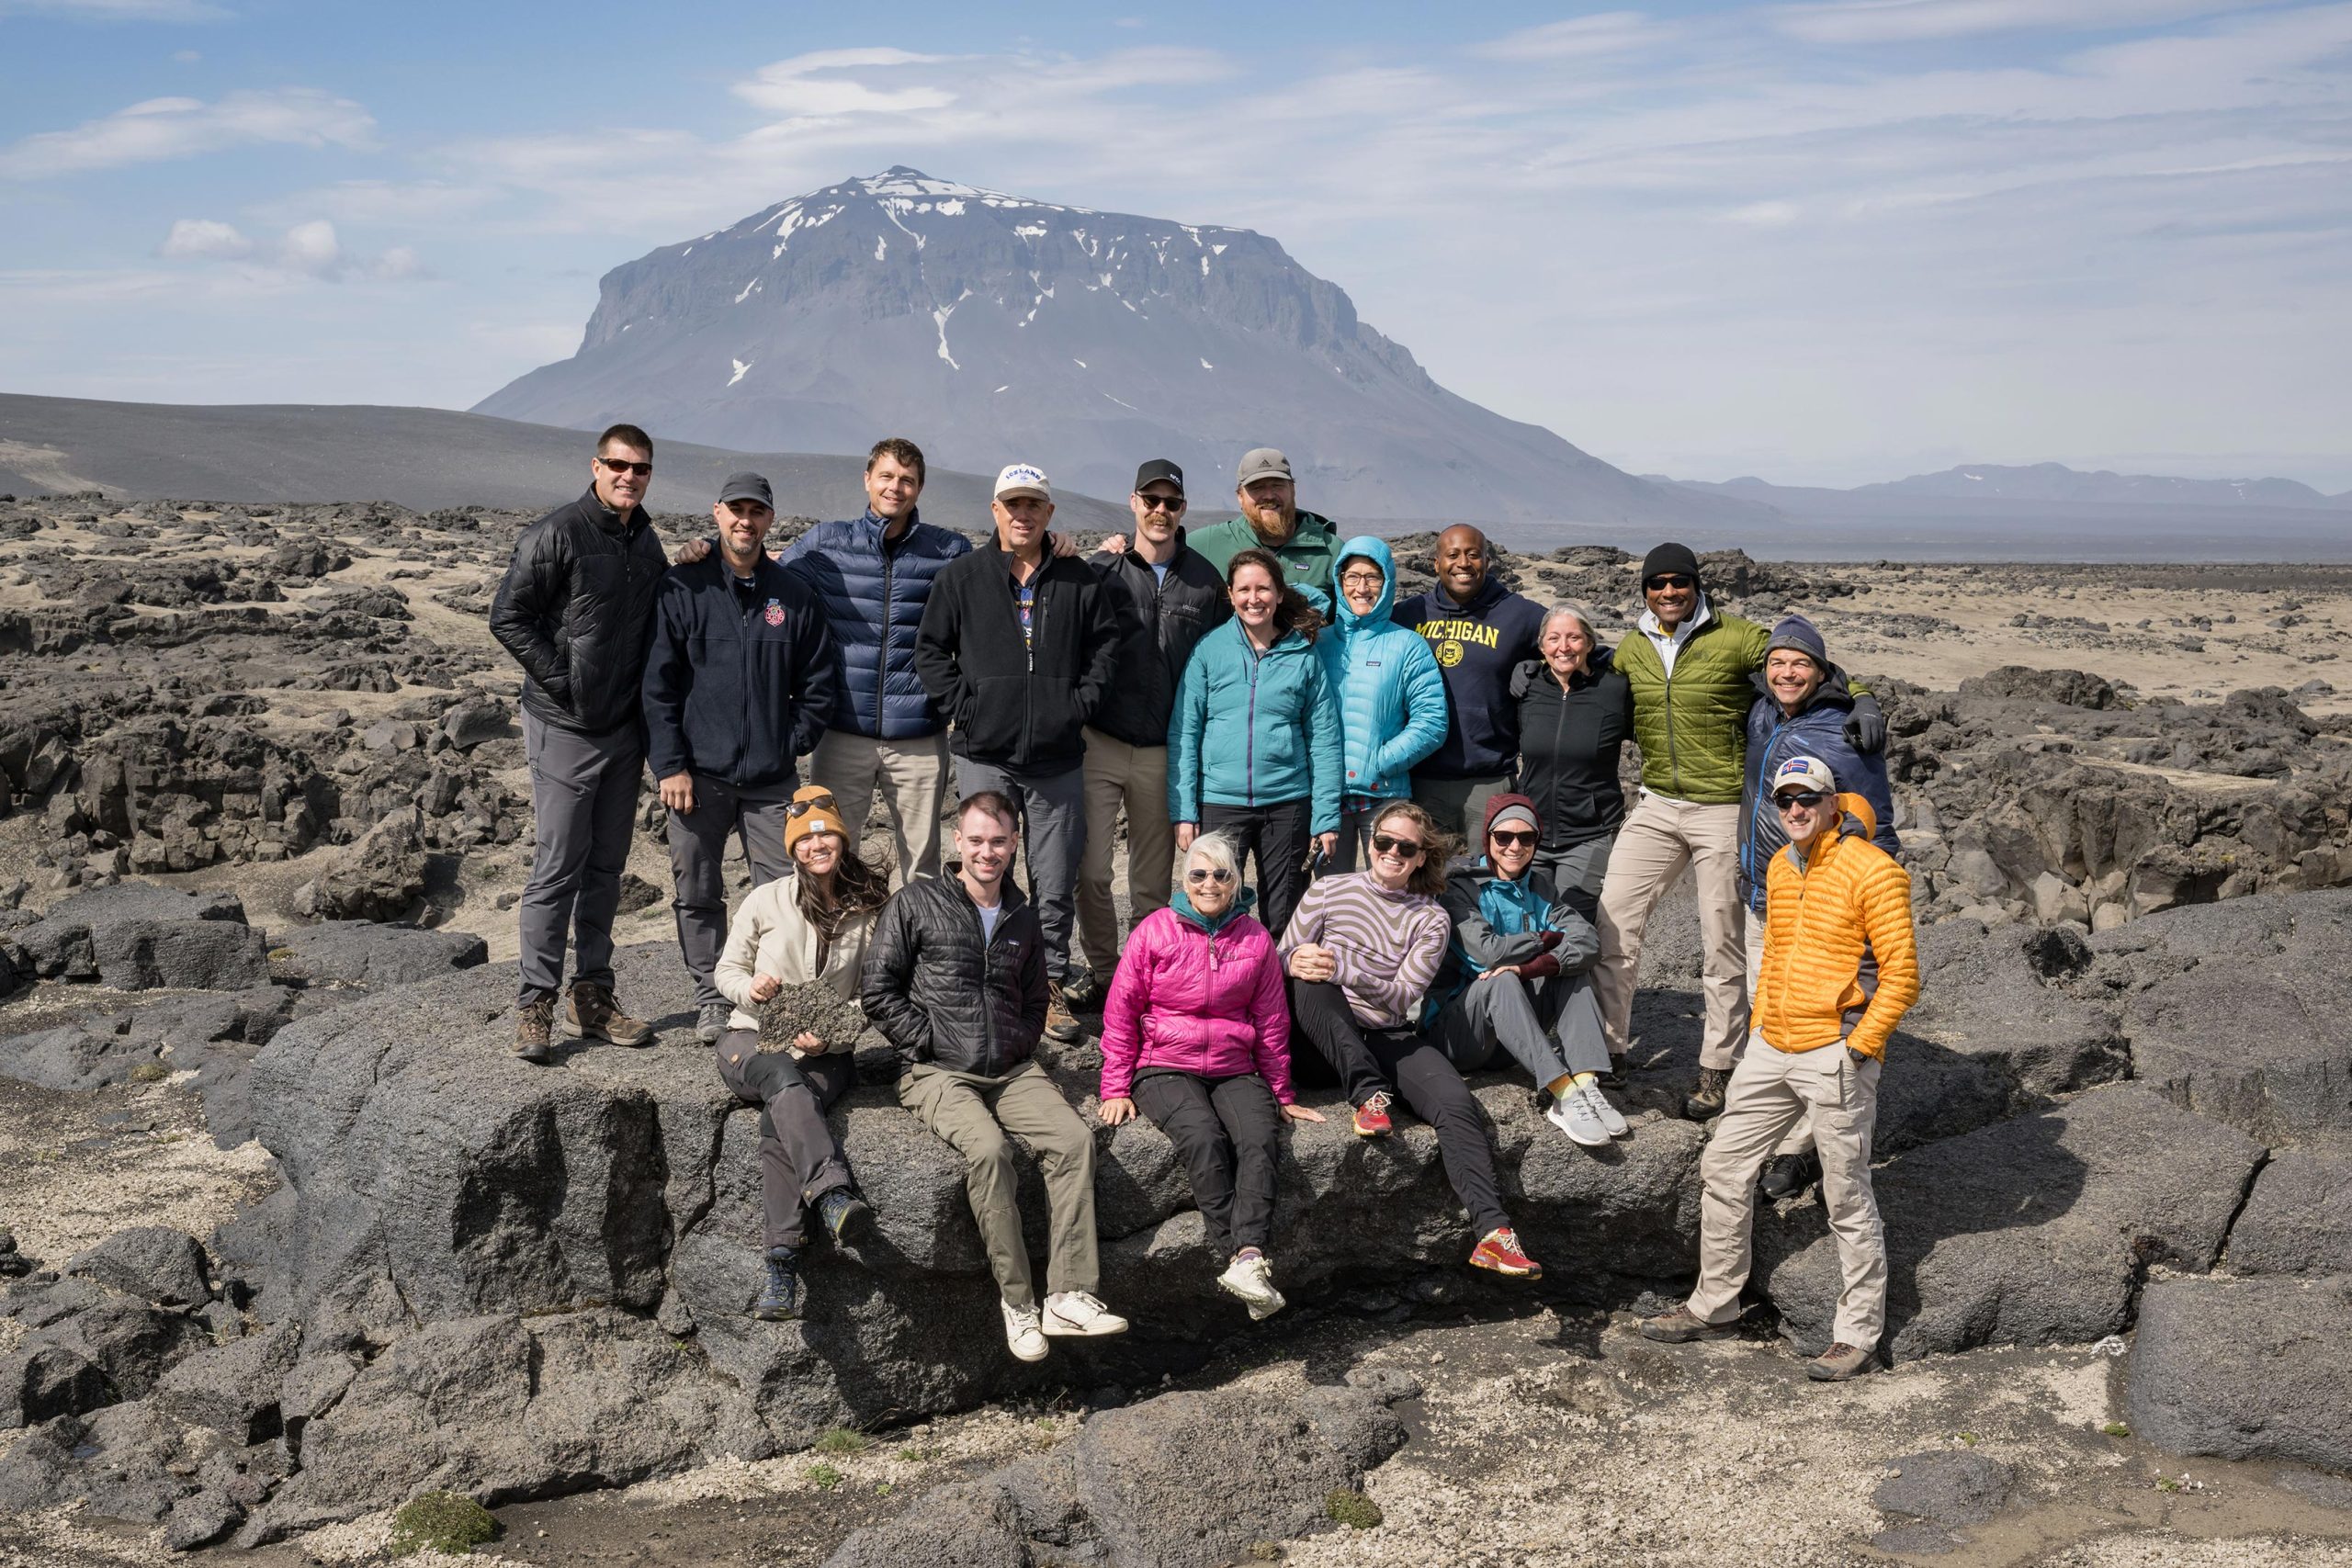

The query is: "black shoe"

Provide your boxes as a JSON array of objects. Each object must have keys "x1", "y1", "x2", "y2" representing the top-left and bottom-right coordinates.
[
  {"x1": 1057, "y1": 970, "x2": 1107, "y2": 1010},
  {"x1": 1759, "y1": 1150, "x2": 1821, "y2": 1201},
  {"x1": 1684, "y1": 1066, "x2": 1731, "y2": 1122},
  {"x1": 1597, "y1": 1057, "x2": 1627, "y2": 1093},
  {"x1": 816, "y1": 1190, "x2": 872, "y2": 1248},
  {"x1": 753, "y1": 1247, "x2": 800, "y2": 1321}
]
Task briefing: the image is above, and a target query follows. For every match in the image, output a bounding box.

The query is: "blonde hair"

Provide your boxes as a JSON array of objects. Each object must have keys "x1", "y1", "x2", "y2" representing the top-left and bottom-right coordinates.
[{"x1": 1368, "y1": 801, "x2": 1455, "y2": 898}]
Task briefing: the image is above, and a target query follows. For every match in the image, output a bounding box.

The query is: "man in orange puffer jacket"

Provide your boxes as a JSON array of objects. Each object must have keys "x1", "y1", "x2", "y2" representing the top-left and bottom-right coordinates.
[{"x1": 1640, "y1": 753, "x2": 1919, "y2": 1382}]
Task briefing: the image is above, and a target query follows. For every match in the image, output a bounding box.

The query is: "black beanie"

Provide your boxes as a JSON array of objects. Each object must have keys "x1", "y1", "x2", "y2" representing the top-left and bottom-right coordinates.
[{"x1": 1642, "y1": 542, "x2": 1701, "y2": 584}]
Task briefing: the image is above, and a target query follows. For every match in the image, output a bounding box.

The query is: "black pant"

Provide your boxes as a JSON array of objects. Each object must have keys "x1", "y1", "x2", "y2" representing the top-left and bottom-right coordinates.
[
  {"x1": 1201, "y1": 797, "x2": 1312, "y2": 943},
  {"x1": 714, "y1": 1029, "x2": 855, "y2": 1251},
  {"x1": 1133, "y1": 1070, "x2": 1282, "y2": 1259},
  {"x1": 1289, "y1": 980, "x2": 1510, "y2": 1237}
]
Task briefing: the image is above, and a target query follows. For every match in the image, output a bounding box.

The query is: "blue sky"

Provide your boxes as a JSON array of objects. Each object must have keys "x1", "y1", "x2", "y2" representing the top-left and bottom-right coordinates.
[{"x1": 4, "y1": 0, "x2": 2348, "y2": 489}]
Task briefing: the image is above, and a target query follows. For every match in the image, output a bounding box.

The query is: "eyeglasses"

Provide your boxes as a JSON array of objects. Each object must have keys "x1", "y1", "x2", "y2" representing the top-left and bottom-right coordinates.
[
  {"x1": 1340, "y1": 571, "x2": 1385, "y2": 589},
  {"x1": 1371, "y1": 833, "x2": 1425, "y2": 858},
  {"x1": 1136, "y1": 493, "x2": 1186, "y2": 512},
  {"x1": 597, "y1": 456, "x2": 652, "y2": 477},
  {"x1": 1185, "y1": 866, "x2": 1235, "y2": 885},
  {"x1": 1775, "y1": 791, "x2": 1830, "y2": 813},
  {"x1": 1644, "y1": 573, "x2": 1694, "y2": 591},
  {"x1": 786, "y1": 793, "x2": 840, "y2": 818},
  {"x1": 1489, "y1": 829, "x2": 1537, "y2": 849}
]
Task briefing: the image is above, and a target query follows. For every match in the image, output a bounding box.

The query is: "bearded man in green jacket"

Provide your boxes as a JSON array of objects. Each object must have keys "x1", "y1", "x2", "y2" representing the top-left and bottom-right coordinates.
[{"x1": 1594, "y1": 543, "x2": 1885, "y2": 1121}]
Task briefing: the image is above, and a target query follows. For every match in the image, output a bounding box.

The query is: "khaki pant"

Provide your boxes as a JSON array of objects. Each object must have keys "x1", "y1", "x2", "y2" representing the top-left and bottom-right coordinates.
[
  {"x1": 897, "y1": 1060, "x2": 1100, "y2": 1311},
  {"x1": 1593, "y1": 793, "x2": 1747, "y2": 1070},
  {"x1": 808, "y1": 729, "x2": 948, "y2": 886},
  {"x1": 1076, "y1": 728, "x2": 1172, "y2": 982},
  {"x1": 1686, "y1": 1041, "x2": 1886, "y2": 1352},
  {"x1": 1746, "y1": 905, "x2": 1811, "y2": 1158}
]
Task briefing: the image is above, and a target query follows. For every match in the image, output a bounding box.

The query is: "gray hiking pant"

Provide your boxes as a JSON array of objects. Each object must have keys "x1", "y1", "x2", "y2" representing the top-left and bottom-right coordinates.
[
  {"x1": 518, "y1": 710, "x2": 643, "y2": 1003},
  {"x1": 667, "y1": 773, "x2": 795, "y2": 1010},
  {"x1": 1430, "y1": 969, "x2": 1611, "y2": 1087},
  {"x1": 953, "y1": 758, "x2": 1085, "y2": 984}
]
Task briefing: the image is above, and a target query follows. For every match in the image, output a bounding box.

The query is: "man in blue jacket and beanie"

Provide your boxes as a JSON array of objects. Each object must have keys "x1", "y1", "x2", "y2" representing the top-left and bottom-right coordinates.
[
  {"x1": 1396, "y1": 525, "x2": 1546, "y2": 839},
  {"x1": 779, "y1": 438, "x2": 970, "y2": 886},
  {"x1": 643, "y1": 472, "x2": 839, "y2": 1043}
]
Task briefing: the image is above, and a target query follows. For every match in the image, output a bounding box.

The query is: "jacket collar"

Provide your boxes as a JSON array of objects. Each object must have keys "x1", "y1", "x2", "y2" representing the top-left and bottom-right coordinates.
[
  {"x1": 1783, "y1": 791, "x2": 1878, "y2": 874},
  {"x1": 944, "y1": 872, "x2": 1029, "y2": 916},
  {"x1": 1430, "y1": 573, "x2": 1508, "y2": 616},
  {"x1": 860, "y1": 503, "x2": 922, "y2": 539},
  {"x1": 582, "y1": 487, "x2": 647, "y2": 537},
  {"x1": 1122, "y1": 526, "x2": 1197, "y2": 571}
]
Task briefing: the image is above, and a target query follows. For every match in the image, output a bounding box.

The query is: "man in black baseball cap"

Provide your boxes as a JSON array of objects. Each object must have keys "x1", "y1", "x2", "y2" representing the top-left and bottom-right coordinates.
[
  {"x1": 1070, "y1": 458, "x2": 1230, "y2": 999},
  {"x1": 643, "y1": 470, "x2": 839, "y2": 1043}
]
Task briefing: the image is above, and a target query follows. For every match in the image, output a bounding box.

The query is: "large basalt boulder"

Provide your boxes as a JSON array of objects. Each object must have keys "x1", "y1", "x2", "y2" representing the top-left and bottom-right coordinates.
[
  {"x1": 269, "y1": 920, "x2": 487, "y2": 987},
  {"x1": 66, "y1": 1226, "x2": 214, "y2": 1308},
  {"x1": 2129, "y1": 1274, "x2": 2352, "y2": 1473},
  {"x1": 12, "y1": 883, "x2": 268, "y2": 991},
  {"x1": 2105, "y1": 890, "x2": 2352, "y2": 1143},
  {"x1": 2223, "y1": 1147, "x2": 2352, "y2": 1276},
  {"x1": 1757, "y1": 1087, "x2": 2265, "y2": 1359},
  {"x1": 289, "y1": 807, "x2": 430, "y2": 923}
]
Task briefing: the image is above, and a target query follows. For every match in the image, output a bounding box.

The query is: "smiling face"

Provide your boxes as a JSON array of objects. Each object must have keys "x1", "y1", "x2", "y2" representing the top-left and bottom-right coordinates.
[
  {"x1": 1541, "y1": 614, "x2": 1592, "y2": 675},
  {"x1": 592, "y1": 437, "x2": 650, "y2": 513},
  {"x1": 1238, "y1": 476, "x2": 1296, "y2": 539},
  {"x1": 1775, "y1": 787, "x2": 1837, "y2": 852},
  {"x1": 793, "y1": 829, "x2": 842, "y2": 879},
  {"x1": 1487, "y1": 821, "x2": 1536, "y2": 879},
  {"x1": 992, "y1": 493, "x2": 1053, "y2": 554},
  {"x1": 1229, "y1": 561, "x2": 1279, "y2": 630},
  {"x1": 1184, "y1": 850, "x2": 1236, "y2": 918},
  {"x1": 1644, "y1": 570, "x2": 1698, "y2": 628},
  {"x1": 1766, "y1": 648, "x2": 1824, "y2": 712},
  {"x1": 1367, "y1": 808, "x2": 1427, "y2": 891},
  {"x1": 1435, "y1": 526, "x2": 1488, "y2": 602},
  {"x1": 956, "y1": 803, "x2": 1016, "y2": 895},
  {"x1": 1338, "y1": 555, "x2": 1385, "y2": 615},
  {"x1": 711, "y1": 497, "x2": 774, "y2": 568},
  {"x1": 1131, "y1": 481, "x2": 1185, "y2": 546},
  {"x1": 866, "y1": 455, "x2": 922, "y2": 522}
]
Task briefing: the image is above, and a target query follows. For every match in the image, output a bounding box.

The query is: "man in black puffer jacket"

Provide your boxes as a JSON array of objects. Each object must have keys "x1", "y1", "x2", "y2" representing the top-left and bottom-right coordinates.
[
  {"x1": 489, "y1": 423, "x2": 674, "y2": 1064},
  {"x1": 862, "y1": 793, "x2": 1128, "y2": 1362}
]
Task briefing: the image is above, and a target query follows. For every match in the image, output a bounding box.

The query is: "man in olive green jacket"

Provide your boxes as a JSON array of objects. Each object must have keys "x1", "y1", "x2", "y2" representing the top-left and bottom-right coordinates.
[{"x1": 1594, "y1": 544, "x2": 1884, "y2": 1120}]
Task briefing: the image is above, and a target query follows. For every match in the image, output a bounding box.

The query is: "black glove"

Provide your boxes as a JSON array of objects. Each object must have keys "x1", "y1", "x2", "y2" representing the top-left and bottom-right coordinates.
[{"x1": 1845, "y1": 694, "x2": 1886, "y2": 755}]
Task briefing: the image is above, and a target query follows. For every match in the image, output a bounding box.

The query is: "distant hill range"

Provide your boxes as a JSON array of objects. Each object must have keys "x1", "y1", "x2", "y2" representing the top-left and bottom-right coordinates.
[
  {"x1": 472, "y1": 166, "x2": 1757, "y2": 531},
  {"x1": 1684, "y1": 462, "x2": 2351, "y2": 513},
  {"x1": 0, "y1": 393, "x2": 1127, "y2": 529}
]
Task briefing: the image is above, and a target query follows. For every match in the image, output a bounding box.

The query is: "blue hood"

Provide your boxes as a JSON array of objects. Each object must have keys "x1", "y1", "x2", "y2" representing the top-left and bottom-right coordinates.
[{"x1": 1332, "y1": 535, "x2": 1397, "y2": 633}]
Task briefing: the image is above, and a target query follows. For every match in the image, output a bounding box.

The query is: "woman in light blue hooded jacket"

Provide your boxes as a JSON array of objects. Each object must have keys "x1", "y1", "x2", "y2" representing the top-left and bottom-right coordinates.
[{"x1": 1318, "y1": 536, "x2": 1450, "y2": 871}]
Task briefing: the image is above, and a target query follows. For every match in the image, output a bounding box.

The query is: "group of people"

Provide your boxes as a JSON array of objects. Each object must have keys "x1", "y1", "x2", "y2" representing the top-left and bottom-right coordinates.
[{"x1": 488, "y1": 423, "x2": 1922, "y2": 1382}]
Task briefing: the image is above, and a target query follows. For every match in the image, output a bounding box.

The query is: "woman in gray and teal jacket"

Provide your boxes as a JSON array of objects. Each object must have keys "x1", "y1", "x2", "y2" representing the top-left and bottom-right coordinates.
[
  {"x1": 1169, "y1": 548, "x2": 1344, "y2": 942},
  {"x1": 1318, "y1": 535, "x2": 1449, "y2": 871}
]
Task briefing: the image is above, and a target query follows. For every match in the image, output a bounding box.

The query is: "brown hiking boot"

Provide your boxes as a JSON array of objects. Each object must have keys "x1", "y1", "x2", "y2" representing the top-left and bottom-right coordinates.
[
  {"x1": 1638, "y1": 1304, "x2": 1738, "y2": 1344},
  {"x1": 1807, "y1": 1341, "x2": 1874, "y2": 1382},
  {"x1": 566, "y1": 982, "x2": 652, "y2": 1046},
  {"x1": 514, "y1": 994, "x2": 556, "y2": 1065},
  {"x1": 1684, "y1": 1066, "x2": 1731, "y2": 1121},
  {"x1": 1044, "y1": 985, "x2": 1086, "y2": 1043}
]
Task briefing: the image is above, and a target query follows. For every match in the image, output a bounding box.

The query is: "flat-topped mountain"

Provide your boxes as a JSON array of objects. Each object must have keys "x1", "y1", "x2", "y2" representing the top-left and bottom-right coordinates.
[{"x1": 474, "y1": 167, "x2": 1760, "y2": 528}]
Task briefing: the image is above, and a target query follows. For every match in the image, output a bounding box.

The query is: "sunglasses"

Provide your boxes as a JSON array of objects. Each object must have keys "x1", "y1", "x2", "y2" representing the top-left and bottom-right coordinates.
[
  {"x1": 1185, "y1": 866, "x2": 1235, "y2": 885},
  {"x1": 1775, "y1": 791, "x2": 1830, "y2": 812},
  {"x1": 1489, "y1": 829, "x2": 1537, "y2": 849},
  {"x1": 1644, "y1": 573, "x2": 1694, "y2": 591},
  {"x1": 1136, "y1": 493, "x2": 1187, "y2": 511},
  {"x1": 786, "y1": 793, "x2": 841, "y2": 819},
  {"x1": 1371, "y1": 833, "x2": 1425, "y2": 859},
  {"x1": 597, "y1": 456, "x2": 653, "y2": 477}
]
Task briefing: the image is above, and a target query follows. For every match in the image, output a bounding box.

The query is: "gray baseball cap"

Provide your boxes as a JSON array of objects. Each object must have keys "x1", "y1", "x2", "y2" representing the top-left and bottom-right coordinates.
[
  {"x1": 1237, "y1": 447, "x2": 1293, "y2": 487},
  {"x1": 718, "y1": 471, "x2": 773, "y2": 507}
]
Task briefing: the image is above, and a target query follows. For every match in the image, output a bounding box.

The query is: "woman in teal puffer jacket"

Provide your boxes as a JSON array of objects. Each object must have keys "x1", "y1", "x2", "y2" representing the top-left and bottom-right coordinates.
[
  {"x1": 1169, "y1": 549, "x2": 1344, "y2": 941},
  {"x1": 1318, "y1": 536, "x2": 1449, "y2": 871}
]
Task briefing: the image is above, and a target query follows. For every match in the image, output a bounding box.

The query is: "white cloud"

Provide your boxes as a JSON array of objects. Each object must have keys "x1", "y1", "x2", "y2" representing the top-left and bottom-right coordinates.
[
  {"x1": 1769, "y1": 0, "x2": 2271, "y2": 43},
  {"x1": 733, "y1": 48, "x2": 956, "y2": 117},
  {"x1": 1723, "y1": 200, "x2": 1802, "y2": 226},
  {"x1": 0, "y1": 87, "x2": 375, "y2": 180},
  {"x1": 154, "y1": 216, "x2": 424, "y2": 282},
  {"x1": 1465, "y1": 11, "x2": 1676, "y2": 60}
]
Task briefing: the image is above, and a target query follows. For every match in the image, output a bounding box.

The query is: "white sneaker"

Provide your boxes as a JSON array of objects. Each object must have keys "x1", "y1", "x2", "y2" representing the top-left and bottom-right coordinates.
[
  {"x1": 1546, "y1": 1087, "x2": 1611, "y2": 1147},
  {"x1": 1001, "y1": 1298, "x2": 1048, "y2": 1361},
  {"x1": 1042, "y1": 1290, "x2": 1129, "y2": 1337},
  {"x1": 1216, "y1": 1253, "x2": 1287, "y2": 1320},
  {"x1": 1577, "y1": 1080, "x2": 1630, "y2": 1138}
]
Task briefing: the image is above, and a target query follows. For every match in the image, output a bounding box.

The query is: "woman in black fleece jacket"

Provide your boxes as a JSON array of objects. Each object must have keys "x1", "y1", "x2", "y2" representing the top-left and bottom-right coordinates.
[{"x1": 1510, "y1": 604, "x2": 1633, "y2": 925}]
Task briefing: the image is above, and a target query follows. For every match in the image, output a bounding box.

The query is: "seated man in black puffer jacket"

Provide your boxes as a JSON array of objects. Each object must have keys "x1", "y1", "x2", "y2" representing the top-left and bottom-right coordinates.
[{"x1": 860, "y1": 792, "x2": 1129, "y2": 1363}]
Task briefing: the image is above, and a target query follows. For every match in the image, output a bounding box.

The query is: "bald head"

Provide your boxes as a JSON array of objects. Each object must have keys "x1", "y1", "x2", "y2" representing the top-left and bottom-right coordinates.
[{"x1": 1435, "y1": 525, "x2": 1490, "y2": 604}]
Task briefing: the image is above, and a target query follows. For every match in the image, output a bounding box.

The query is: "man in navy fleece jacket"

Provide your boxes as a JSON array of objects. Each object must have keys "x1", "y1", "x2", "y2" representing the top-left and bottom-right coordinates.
[{"x1": 1395, "y1": 525, "x2": 1546, "y2": 839}]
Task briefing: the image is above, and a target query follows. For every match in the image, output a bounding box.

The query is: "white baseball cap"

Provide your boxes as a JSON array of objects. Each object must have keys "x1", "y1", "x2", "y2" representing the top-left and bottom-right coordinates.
[
  {"x1": 994, "y1": 463, "x2": 1051, "y2": 502},
  {"x1": 1771, "y1": 755, "x2": 1837, "y2": 798}
]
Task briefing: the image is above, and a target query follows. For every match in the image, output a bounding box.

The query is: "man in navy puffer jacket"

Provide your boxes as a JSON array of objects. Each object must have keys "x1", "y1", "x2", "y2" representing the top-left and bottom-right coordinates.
[{"x1": 778, "y1": 438, "x2": 970, "y2": 885}]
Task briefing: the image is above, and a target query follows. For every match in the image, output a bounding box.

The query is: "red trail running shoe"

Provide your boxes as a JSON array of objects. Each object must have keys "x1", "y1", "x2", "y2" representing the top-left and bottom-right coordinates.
[{"x1": 1469, "y1": 1227, "x2": 1543, "y2": 1279}]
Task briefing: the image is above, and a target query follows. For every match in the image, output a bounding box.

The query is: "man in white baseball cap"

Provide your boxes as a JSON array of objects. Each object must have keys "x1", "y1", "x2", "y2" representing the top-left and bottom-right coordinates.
[{"x1": 915, "y1": 462, "x2": 1123, "y2": 1043}]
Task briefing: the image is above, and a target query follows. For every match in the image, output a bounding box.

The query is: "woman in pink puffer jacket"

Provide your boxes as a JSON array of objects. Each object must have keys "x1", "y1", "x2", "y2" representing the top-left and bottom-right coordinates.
[{"x1": 1098, "y1": 832, "x2": 1327, "y2": 1319}]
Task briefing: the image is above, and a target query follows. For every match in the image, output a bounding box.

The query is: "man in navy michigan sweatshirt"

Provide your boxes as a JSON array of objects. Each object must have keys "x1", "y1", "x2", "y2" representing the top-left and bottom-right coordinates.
[{"x1": 1395, "y1": 525, "x2": 1547, "y2": 840}]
